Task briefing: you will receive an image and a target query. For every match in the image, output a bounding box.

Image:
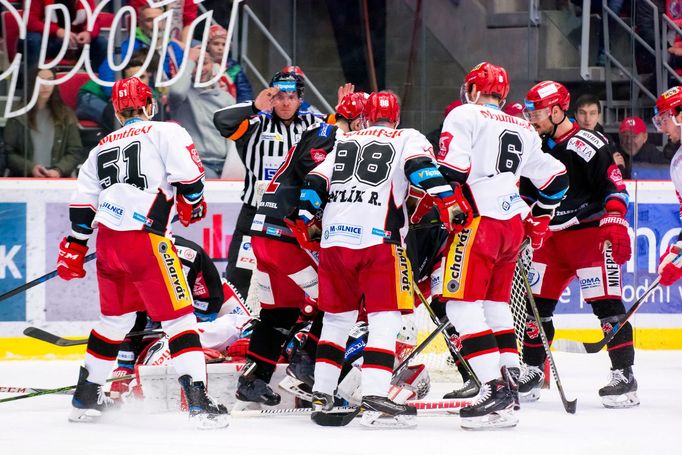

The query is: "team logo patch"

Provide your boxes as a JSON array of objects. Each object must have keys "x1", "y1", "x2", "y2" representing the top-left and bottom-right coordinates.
[
  {"x1": 602, "y1": 322, "x2": 614, "y2": 334},
  {"x1": 567, "y1": 137, "x2": 596, "y2": 162},
  {"x1": 450, "y1": 334, "x2": 463, "y2": 351},
  {"x1": 310, "y1": 148, "x2": 327, "y2": 164},
  {"x1": 526, "y1": 320, "x2": 540, "y2": 339},
  {"x1": 438, "y1": 132, "x2": 453, "y2": 160},
  {"x1": 186, "y1": 144, "x2": 204, "y2": 173},
  {"x1": 324, "y1": 224, "x2": 363, "y2": 245},
  {"x1": 99, "y1": 201, "x2": 124, "y2": 225},
  {"x1": 607, "y1": 164, "x2": 625, "y2": 190}
]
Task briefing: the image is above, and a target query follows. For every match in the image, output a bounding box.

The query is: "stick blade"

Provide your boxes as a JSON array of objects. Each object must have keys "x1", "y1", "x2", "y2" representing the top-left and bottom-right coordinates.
[
  {"x1": 551, "y1": 339, "x2": 589, "y2": 354},
  {"x1": 23, "y1": 327, "x2": 86, "y2": 347},
  {"x1": 564, "y1": 398, "x2": 578, "y2": 414},
  {"x1": 311, "y1": 407, "x2": 360, "y2": 426}
]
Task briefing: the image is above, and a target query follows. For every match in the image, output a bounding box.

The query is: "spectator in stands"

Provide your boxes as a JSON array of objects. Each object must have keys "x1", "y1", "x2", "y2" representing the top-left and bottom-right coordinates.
[
  {"x1": 574, "y1": 94, "x2": 606, "y2": 133},
  {"x1": 0, "y1": 131, "x2": 6, "y2": 176},
  {"x1": 98, "y1": 5, "x2": 184, "y2": 98},
  {"x1": 206, "y1": 25, "x2": 254, "y2": 103},
  {"x1": 20, "y1": 0, "x2": 108, "y2": 70},
  {"x1": 168, "y1": 47, "x2": 242, "y2": 179},
  {"x1": 129, "y1": 0, "x2": 198, "y2": 45},
  {"x1": 4, "y1": 68, "x2": 83, "y2": 177},
  {"x1": 614, "y1": 116, "x2": 669, "y2": 179}
]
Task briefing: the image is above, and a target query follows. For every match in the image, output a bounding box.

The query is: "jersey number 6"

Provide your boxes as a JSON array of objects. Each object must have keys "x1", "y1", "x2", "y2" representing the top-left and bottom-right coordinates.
[{"x1": 497, "y1": 130, "x2": 523, "y2": 174}]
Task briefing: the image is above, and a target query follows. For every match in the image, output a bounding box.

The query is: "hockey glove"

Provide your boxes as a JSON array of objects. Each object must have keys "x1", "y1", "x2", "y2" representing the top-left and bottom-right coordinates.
[
  {"x1": 524, "y1": 214, "x2": 552, "y2": 250},
  {"x1": 56, "y1": 236, "x2": 88, "y2": 280},
  {"x1": 176, "y1": 195, "x2": 207, "y2": 227},
  {"x1": 658, "y1": 242, "x2": 682, "y2": 286},
  {"x1": 407, "y1": 186, "x2": 435, "y2": 224},
  {"x1": 109, "y1": 366, "x2": 134, "y2": 399},
  {"x1": 284, "y1": 218, "x2": 321, "y2": 251},
  {"x1": 598, "y1": 214, "x2": 632, "y2": 265},
  {"x1": 434, "y1": 185, "x2": 473, "y2": 234}
]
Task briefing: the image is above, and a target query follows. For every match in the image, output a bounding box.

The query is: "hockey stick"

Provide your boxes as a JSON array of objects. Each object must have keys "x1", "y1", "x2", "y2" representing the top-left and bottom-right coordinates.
[
  {"x1": 23, "y1": 326, "x2": 164, "y2": 347},
  {"x1": 521, "y1": 270, "x2": 577, "y2": 414},
  {"x1": 393, "y1": 318, "x2": 449, "y2": 377},
  {"x1": 0, "y1": 253, "x2": 97, "y2": 303},
  {"x1": 0, "y1": 386, "x2": 73, "y2": 396},
  {"x1": 0, "y1": 374, "x2": 134, "y2": 404},
  {"x1": 413, "y1": 285, "x2": 481, "y2": 388},
  {"x1": 234, "y1": 398, "x2": 472, "y2": 418}
]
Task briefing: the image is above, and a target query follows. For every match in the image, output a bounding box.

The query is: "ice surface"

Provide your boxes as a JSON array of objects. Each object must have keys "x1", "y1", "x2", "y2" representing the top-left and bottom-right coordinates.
[{"x1": 1, "y1": 351, "x2": 681, "y2": 455}]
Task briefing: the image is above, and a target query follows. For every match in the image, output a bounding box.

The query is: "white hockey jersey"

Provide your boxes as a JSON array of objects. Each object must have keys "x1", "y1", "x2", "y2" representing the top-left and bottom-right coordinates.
[
  {"x1": 306, "y1": 126, "x2": 448, "y2": 249},
  {"x1": 438, "y1": 103, "x2": 566, "y2": 219},
  {"x1": 70, "y1": 120, "x2": 205, "y2": 237},
  {"x1": 671, "y1": 146, "x2": 682, "y2": 220}
]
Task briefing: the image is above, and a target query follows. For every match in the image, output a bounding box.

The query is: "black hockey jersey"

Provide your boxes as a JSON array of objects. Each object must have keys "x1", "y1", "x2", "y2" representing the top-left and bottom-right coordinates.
[
  {"x1": 174, "y1": 235, "x2": 225, "y2": 317},
  {"x1": 520, "y1": 122, "x2": 628, "y2": 230},
  {"x1": 250, "y1": 122, "x2": 339, "y2": 243}
]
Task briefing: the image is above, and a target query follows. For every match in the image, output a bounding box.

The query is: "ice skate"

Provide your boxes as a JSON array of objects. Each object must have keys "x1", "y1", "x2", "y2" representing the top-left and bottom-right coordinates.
[
  {"x1": 518, "y1": 365, "x2": 544, "y2": 403},
  {"x1": 69, "y1": 367, "x2": 119, "y2": 423},
  {"x1": 360, "y1": 395, "x2": 417, "y2": 429},
  {"x1": 460, "y1": 379, "x2": 517, "y2": 430},
  {"x1": 443, "y1": 378, "x2": 479, "y2": 399},
  {"x1": 236, "y1": 375, "x2": 281, "y2": 406},
  {"x1": 286, "y1": 348, "x2": 315, "y2": 387},
  {"x1": 178, "y1": 375, "x2": 229, "y2": 429},
  {"x1": 599, "y1": 367, "x2": 640, "y2": 409}
]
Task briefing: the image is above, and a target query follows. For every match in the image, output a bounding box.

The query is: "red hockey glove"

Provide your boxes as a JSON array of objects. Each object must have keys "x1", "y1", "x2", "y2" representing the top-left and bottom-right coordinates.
[
  {"x1": 56, "y1": 237, "x2": 88, "y2": 280},
  {"x1": 524, "y1": 214, "x2": 552, "y2": 250},
  {"x1": 284, "y1": 219, "x2": 321, "y2": 251},
  {"x1": 109, "y1": 366, "x2": 133, "y2": 399},
  {"x1": 434, "y1": 185, "x2": 473, "y2": 234},
  {"x1": 176, "y1": 196, "x2": 207, "y2": 227},
  {"x1": 599, "y1": 216, "x2": 632, "y2": 265},
  {"x1": 407, "y1": 186, "x2": 435, "y2": 224},
  {"x1": 658, "y1": 242, "x2": 682, "y2": 286}
]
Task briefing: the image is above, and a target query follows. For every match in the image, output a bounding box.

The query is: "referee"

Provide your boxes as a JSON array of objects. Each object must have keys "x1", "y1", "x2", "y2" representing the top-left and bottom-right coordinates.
[{"x1": 213, "y1": 71, "x2": 323, "y2": 299}]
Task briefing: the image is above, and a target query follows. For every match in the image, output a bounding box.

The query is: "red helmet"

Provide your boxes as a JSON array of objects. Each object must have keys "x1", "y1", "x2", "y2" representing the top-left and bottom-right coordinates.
[
  {"x1": 335, "y1": 92, "x2": 369, "y2": 120},
  {"x1": 364, "y1": 91, "x2": 400, "y2": 124},
  {"x1": 112, "y1": 77, "x2": 153, "y2": 114},
  {"x1": 524, "y1": 81, "x2": 570, "y2": 112},
  {"x1": 281, "y1": 65, "x2": 306, "y2": 79},
  {"x1": 655, "y1": 86, "x2": 682, "y2": 116},
  {"x1": 463, "y1": 62, "x2": 509, "y2": 101}
]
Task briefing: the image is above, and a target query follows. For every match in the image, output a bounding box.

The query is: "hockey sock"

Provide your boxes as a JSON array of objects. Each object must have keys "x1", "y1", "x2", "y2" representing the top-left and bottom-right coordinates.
[
  {"x1": 85, "y1": 313, "x2": 137, "y2": 385},
  {"x1": 363, "y1": 311, "x2": 401, "y2": 397},
  {"x1": 246, "y1": 308, "x2": 300, "y2": 382},
  {"x1": 483, "y1": 300, "x2": 520, "y2": 369},
  {"x1": 446, "y1": 300, "x2": 500, "y2": 383},
  {"x1": 303, "y1": 311, "x2": 324, "y2": 360},
  {"x1": 592, "y1": 300, "x2": 635, "y2": 369},
  {"x1": 163, "y1": 313, "x2": 205, "y2": 383},
  {"x1": 522, "y1": 297, "x2": 556, "y2": 367},
  {"x1": 314, "y1": 310, "x2": 357, "y2": 395}
]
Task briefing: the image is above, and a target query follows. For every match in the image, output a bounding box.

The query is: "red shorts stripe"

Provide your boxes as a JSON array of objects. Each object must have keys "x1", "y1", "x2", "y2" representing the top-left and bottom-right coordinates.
[
  {"x1": 362, "y1": 364, "x2": 394, "y2": 373},
  {"x1": 607, "y1": 341, "x2": 633, "y2": 351},
  {"x1": 463, "y1": 347, "x2": 499, "y2": 360}
]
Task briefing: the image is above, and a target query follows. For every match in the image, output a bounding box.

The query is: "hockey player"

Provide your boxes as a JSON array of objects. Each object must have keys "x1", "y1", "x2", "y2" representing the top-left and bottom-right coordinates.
[
  {"x1": 235, "y1": 92, "x2": 369, "y2": 406},
  {"x1": 652, "y1": 87, "x2": 682, "y2": 285},
  {"x1": 298, "y1": 91, "x2": 470, "y2": 428},
  {"x1": 437, "y1": 63, "x2": 568, "y2": 429},
  {"x1": 56, "y1": 77, "x2": 228, "y2": 428},
  {"x1": 213, "y1": 71, "x2": 324, "y2": 300},
  {"x1": 519, "y1": 81, "x2": 635, "y2": 408}
]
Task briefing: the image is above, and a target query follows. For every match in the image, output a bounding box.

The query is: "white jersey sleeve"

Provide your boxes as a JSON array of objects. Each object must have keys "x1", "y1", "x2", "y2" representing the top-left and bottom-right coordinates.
[
  {"x1": 671, "y1": 147, "x2": 682, "y2": 223},
  {"x1": 517, "y1": 130, "x2": 567, "y2": 195},
  {"x1": 69, "y1": 121, "x2": 205, "y2": 238}
]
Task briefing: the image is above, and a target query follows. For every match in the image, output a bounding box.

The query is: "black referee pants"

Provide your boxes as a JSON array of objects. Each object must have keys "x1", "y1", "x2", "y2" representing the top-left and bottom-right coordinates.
[{"x1": 225, "y1": 204, "x2": 258, "y2": 300}]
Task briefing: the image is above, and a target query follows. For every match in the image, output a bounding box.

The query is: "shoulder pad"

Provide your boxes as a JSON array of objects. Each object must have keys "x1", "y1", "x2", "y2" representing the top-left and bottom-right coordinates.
[{"x1": 567, "y1": 130, "x2": 605, "y2": 162}]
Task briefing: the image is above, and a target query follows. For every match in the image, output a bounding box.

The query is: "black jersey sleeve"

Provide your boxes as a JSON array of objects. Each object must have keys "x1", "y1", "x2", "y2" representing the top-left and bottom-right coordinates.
[
  {"x1": 213, "y1": 102, "x2": 260, "y2": 151},
  {"x1": 174, "y1": 235, "x2": 225, "y2": 316}
]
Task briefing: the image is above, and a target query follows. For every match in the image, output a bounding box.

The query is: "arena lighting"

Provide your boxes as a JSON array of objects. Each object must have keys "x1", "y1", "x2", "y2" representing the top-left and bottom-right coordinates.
[{"x1": 1, "y1": 0, "x2": 243, "y2": 118}]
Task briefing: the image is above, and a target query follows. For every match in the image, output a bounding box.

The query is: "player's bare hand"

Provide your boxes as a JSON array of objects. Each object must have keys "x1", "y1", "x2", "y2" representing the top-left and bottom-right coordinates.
[
  {"x1": 31, "y1": 164, "x2": 49, "y2": 178},
  {"x1": 612, "y1": 152, "x2": 625, "y2": 167},
  {"x1": 255, "y1": 87, "x2": 279, "y2": 111},
  {"x1": 337, "y1": 83, "x2": 355, "y2": 105},
  {"x1": 76, "y1": 31, "x2": 91, "y2": 44},
  {"x1": 44, "y1": 169, "x2": 61, "y2": 178}
]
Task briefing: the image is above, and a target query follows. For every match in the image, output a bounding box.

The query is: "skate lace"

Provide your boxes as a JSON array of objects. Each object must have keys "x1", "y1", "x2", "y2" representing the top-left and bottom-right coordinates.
[
  {"x1": 96, "y1": 386, "x2": 114, "y2": 407},
  {"x1": 469, "y1": 383, "x2": 492, "y2": 406},
  {"x1": 519, "y1": 367, "x2": 542, "y2": 385},
  {"x1": 606, "y1": 369, "x2": 628, "y2": 387}
]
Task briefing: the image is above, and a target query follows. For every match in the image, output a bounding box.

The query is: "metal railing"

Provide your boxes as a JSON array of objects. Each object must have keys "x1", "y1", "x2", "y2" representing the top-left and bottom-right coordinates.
[{"x1": 238, "y1": 4, "x2": 334, "y2": 113}]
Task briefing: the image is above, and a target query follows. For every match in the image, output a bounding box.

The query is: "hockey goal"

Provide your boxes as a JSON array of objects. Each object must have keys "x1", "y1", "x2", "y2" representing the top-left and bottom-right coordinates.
[{"x1": 245, "y1": 181, "x2": 533, "y2": 380}]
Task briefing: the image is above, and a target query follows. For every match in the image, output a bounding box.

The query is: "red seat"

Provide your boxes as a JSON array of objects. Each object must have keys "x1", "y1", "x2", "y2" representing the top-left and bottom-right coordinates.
[
  {"x1": 1, "y1": 9, "x2": 22, "y2": 63},
  {"x1": 98, "y1": 12, "x2": 115, "y2": 29}
]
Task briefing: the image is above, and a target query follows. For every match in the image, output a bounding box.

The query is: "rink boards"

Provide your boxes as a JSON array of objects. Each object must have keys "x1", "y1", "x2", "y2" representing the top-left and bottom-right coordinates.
[{"x1": 0, "y1": 179, "x2": 681, "y2": 359}]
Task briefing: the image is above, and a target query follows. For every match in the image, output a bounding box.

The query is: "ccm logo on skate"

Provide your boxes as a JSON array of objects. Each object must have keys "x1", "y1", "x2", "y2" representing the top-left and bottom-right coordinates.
[
  {"x1": 447, "y1": 229, "x2": 472, "y2": 293},
  {"x1": 157, "y1": 242, "x2": 187, "y2": 301}
]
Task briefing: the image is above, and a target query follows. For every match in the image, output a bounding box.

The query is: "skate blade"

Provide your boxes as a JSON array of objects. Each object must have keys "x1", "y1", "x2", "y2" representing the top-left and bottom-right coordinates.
[
  {"x1": 190, "y1": 413, "x2": 230, "y2": 430},
  {"x1": 519, "y1": 389, "x2": 541, "y2": 403},
  {"x1": 461, "y1": 410, "x2": 518, "y2": 430},
  {"x1": 278, "y1": 376, "x2": 313, "y2": 402},
  {"x1": 68, "y1": 407, "x2": 103, "y2": 423},
  {"x1": 360, "y1": 411, "x2": 417, "y2": 429},
  {"x1": 601, "y1": 392, "x2": 640, "y2": 409}
]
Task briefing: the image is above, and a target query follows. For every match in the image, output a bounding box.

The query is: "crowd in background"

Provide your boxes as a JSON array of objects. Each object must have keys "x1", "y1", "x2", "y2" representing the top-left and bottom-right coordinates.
[{"x1": 0, "y1": 0, "x2": 679, "y2": 179}]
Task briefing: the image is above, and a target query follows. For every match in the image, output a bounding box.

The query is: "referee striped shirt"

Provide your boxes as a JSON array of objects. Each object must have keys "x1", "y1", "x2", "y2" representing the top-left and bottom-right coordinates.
[{"x1": 214, "y1": 102, "x2": 323, "y2": 206}]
